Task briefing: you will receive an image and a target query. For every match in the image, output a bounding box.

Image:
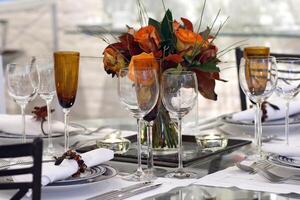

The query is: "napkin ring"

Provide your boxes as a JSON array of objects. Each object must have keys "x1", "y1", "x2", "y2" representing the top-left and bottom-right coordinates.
[{"x1": 54, "y1": 150, "x2": 87, "y2": 177}]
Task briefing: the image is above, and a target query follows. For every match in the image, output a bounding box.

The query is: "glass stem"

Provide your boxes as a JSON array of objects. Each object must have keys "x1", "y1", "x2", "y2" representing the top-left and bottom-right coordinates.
[
  {"x1": 46, "y1": 99, "x2": 54, "y2": 154},
  {"x1": 285, "y1": 100, "x2": 290, "y2": 146},
  {"x1": 177, "y1": 117, "x2": 183, "y2": 172},
  {"x1": 195, "y1": 95, "x2": 199, "y2": 127},
  {"x1": 20, "y1": 103, "x2": 27, "y2": 143},
  {"x1": 136, "y1": 118, "x2": 143, "y2": 174},
  {"x1": 146, "y1": 121, "x2": 154, "y2": 176},
  {"x1": 256, "y1": 102, "x2": 263, "y2": 159},
  {"x1": 254, "y1": 104, "x2": 258, "y2": 147},
  {"x1": 63, "y1": 108, "x2": 70, "y2": 152}
]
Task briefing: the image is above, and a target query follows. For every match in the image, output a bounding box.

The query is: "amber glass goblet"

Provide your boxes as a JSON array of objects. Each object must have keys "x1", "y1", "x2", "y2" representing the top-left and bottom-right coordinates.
[{"x1": 54, "y1": 51, "x2": 80, "y2": 152}]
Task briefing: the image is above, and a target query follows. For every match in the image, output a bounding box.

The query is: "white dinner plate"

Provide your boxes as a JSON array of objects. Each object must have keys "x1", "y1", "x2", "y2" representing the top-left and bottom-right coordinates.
[
  {"x1": 44, "y1": 165, "x2": 118, "y2": 191},
  {"x1": 219, "y1": 113, "x2": 300, "y2": 136},
  {"x1": 267, "y1": 154, "x2": 300, "y2": 169}
]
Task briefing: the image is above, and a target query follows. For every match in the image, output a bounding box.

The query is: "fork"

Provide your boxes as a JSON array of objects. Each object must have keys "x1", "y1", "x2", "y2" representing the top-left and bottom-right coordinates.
[{"x1": 255, "y1": 161, "x2": 300, "y2": 182}]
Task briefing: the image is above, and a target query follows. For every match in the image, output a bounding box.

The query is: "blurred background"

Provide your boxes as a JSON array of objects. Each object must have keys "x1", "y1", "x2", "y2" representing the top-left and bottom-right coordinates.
[{"x1": 1, "y1": 0, "x2": 300, "y2": 122}]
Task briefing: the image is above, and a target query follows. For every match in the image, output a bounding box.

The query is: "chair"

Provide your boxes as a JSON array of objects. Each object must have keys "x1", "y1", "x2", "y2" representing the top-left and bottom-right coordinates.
[
  {"x1": 235, "y1": 47, "x2": 300, "y2": 111},
  {"x1": 0, "y1": 138, "x2": 43, "y2": 200}
]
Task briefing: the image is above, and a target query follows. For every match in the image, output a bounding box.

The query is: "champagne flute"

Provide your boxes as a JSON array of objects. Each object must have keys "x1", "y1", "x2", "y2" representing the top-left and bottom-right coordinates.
[
  {"x1": 162, "y1": 70, "x2": 198, "y2": 179},
  {"x1": 5, "y1": 59, "x2": 38, "y2": 143},
  {"x1": 239, "y1": 56, "x2": 277, "y2": 158},
  {"x1": 118, "y1": 68, "x2": 159, "y2": 182},
  {"x1": 54, "y1": 51, "x2": 79, "y2": 152},
  {"x1": 275, "y1": 58, "x2": 300, "y2": 145},
  {"x1": 37, "y1": 58, "x2": 56, "y2": 155}
]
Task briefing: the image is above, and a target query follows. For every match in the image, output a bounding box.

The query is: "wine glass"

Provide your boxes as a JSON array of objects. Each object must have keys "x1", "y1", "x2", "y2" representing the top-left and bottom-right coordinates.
[
  {"x1": 6, "y1": 59, "x2": 39, "y2": 143},
  {"x1": 275, "y1": 58, "x2": 300, "y2": 145},
  {"x1": 162, "y1": 70, "x2": 198, "y2": 179},
  {"x1": 37, "y1": 58, "x2": 56, "y2": 155},
  {"x1": 118, "y1": 68, "x2": 159, "y2": 182},
  {"x1": 54, "y1": 51, "x2": 80, "y2": 152},
  {"x1": 239, "y1": 56, "x2": 277, "y2": 158}
]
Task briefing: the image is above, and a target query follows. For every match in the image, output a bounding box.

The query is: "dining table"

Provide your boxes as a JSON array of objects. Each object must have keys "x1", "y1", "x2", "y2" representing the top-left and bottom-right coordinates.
[{"x1": 0, "y1": 115, "x2": 300, "y2": 200}]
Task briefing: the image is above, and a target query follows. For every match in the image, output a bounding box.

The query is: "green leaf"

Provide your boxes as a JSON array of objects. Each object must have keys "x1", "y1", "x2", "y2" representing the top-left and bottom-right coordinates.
[
  {"x1": 161, "y1": 9, "x2": 175, "y2": 52},
  {"x1": 191, "y1": 61, "x2": 220, "y2": 72},
  {"x1": 148, "y1": 18, "x2": 163, "y2": 39}
]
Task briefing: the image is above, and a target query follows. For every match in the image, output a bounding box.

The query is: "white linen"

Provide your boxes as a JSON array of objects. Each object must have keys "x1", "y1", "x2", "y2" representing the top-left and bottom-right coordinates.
[
  {"x1": 13, "y1": 148, "x2": 114, "y2": 186},
  {"x1": 42, "y1": 177, "x2": 197, "y2": 200},
  {"x1": 231, "y1": 100, "x2": 300, "y2": 121},
  {"x1": 0, "y1": 114, "x2": 78, "y2": 136},
  {"x1": 194, "y1": 165, "x2": 300, "y2": 194}
]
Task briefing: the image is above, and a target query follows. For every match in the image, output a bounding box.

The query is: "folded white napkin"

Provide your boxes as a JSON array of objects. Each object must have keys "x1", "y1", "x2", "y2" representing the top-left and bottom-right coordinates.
[
  {"x1": 0, "y1": 114, "x2": 78, "y2": 136},
  {"x1": 232, "y1": 100, "x2": 300, "y2": 122},
  {"x1": 13, "y1": 148, "x2": 114, "y2": 186}
]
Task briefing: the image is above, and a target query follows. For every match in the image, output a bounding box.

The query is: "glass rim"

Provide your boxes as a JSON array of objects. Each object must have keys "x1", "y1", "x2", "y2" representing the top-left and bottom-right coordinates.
[
  {"x1": 163, "y1": 70, "x2": 195, "y2": 76},
  {"x1": 243, "y1": 55, "x2": 276, "y2": 60},
  {"x1": 244, "y1": 46, "x2": 270, "y2": 50},
  {"x1": 275, "y1": 57, "x2": 300, "y2": 61},
  {"x1": 54, "y1": 51, "x2": 80, "y2": 56}
]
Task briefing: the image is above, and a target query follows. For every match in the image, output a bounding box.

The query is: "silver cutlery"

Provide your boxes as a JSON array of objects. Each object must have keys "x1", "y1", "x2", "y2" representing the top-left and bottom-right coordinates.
[
  {"x1": 106, "y1": 183, "x2": 162, "y2": 200},
  {"x1": 236, "y1": 160, "x2": 300, "y2": 183},
  {"x1": 255, "y1": 164, "x2": 300, "y2": 183},
  {"x1": 69, "y1": 130, "x2": 118, "y2": 149},
  {"x1": 86, "y1": 181, "x2": 153, "y2": 200}
]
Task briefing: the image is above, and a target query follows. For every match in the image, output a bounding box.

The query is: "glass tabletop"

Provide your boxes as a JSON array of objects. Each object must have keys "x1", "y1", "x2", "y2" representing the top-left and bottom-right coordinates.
[{"x1": 143, "y1": 184, "x2": 300, "y2": 200}]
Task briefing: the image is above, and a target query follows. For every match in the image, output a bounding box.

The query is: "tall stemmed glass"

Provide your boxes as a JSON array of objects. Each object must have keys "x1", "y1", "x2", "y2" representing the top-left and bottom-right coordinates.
[
  {"x1": 118, "y1": 68, "x2": 159, "y2": 182},
  {"x1": 54, "y1": 51, "x2": 80, "y2": 152},
  {"x1": 6, "y1": 60, "x2": 39, "y2": 143},
  {"x1": 162, "y1": 70, "x2": 198, "y2": 179},
  {"x1": 275, "y1": 58, "x2": 300, "y2": 145},
  {"x1": 37, "y1": 58, "x2": 56, "y2": 155},
  {"x1": 239, "y1": 56, "x2": 277, "y2": 158}
]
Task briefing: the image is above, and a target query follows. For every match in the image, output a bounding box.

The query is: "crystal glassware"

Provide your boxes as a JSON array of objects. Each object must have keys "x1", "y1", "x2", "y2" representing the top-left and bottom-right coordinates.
[
  {"x1": 37, "y1": 58, "x2": 56, "y2": 155},
  {"x1": 162, "y1": 70, "x2": 198, "y2": 179},
  {"x1": 118, "y1": 68, "x2": 159, "y2": 181},
  {"x1": 54, "y1": 51, "x2": 79, "y2": 152},
  {"x1": 275, "y1": 58, "x2": 300, "y2": 145},
  {"x1": 239, "y1": 56, "x2": 277, "y2": 158},
  {"x1": 5, "y1": 59, "x2": 39, "y2": 143}
]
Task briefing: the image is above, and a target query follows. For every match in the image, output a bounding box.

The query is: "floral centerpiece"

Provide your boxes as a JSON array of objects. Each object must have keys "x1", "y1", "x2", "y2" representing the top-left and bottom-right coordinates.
[{"x1": 102, "y1": 3, "x2": 226, "y2": 151}]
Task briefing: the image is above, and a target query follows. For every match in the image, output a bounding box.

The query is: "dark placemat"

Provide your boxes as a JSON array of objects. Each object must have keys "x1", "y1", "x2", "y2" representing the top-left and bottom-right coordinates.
[{"x1": 77, "y1": 135, "x2": 251, "y2": 168}]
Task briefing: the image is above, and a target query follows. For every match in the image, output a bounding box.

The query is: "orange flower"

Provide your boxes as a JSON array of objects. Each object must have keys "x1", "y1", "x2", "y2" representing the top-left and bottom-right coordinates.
[
  {"x1": 175, "y1": 28, "x2": 207, "y2": 56},
  {"x1": 134, "y1": 26, "x2": 160, "y2": 53},
  {"x1": 128, "y1": 52, "x2": 159, "y2": 85},
  {"x1": 103, "y1": 47, "x2": 127, "y2": 76}
]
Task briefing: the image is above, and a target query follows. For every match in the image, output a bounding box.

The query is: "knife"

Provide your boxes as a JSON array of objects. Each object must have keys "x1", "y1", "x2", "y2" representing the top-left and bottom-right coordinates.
[
  {"x1": 86, "y1": 181, "x2": 152, "y2": 200},
  {"x1": 106, "y1": 183, "x2": 162, "y2": 200}
]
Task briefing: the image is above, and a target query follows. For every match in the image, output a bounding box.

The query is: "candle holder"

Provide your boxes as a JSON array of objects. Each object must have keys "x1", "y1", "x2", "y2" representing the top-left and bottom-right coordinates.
[{"x1": 196, "y1": 133, "x2": 228, "y2": 152}]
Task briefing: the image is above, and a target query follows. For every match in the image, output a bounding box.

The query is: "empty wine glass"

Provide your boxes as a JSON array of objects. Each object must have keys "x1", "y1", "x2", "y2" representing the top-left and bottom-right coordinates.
[
  {"x1": 37, "y1": 58, "x2": 56, "y2": 155},
  {"x1": 162, "y1": 70, "x2": 198, "y2": 179},
  {"x1": 275, "y1": 58, "x2": 300, "y2": 145},
  {"x1": 239, "y1": 56, "x2": 277, "y2": 158},
  {"x1": 118, "y1": 68, "x2": 159, "y2": 181},
  {"x1": 54, "y1": 51, "x2": 80, "y2": 152},
  {"x1": 6, "y1": 58, "x2": 39, "y2": 143}
]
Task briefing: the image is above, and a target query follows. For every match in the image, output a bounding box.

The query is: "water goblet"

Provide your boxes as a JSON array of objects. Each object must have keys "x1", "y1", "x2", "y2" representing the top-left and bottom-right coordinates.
[
  {"x1": 54, "y1": 51, "x2": 79, "y2": 152},
  {"x1": 162, "y1": 70, "x2": 198, "y2": 179},
  {"x1": 118, "y1": 68, "x2": 159, "y2": 181},
  {"x1": 37, "y1": 58, "x2": 56, "y2": 155},
  {"x1": 239, "y1": 56, "x2": 277, "y2": 158},
  {"x1": 6, "y1": 59, "x2": 39, "y2": 143},
  {"x1": 275, "y1": 58, "x2": 300, "y2": 145}
]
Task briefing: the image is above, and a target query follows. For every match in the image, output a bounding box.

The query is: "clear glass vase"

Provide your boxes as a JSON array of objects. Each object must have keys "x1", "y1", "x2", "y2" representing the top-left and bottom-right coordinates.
[{"x1": 142, "y1": 104, "x2": 178, "y2": 155}]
